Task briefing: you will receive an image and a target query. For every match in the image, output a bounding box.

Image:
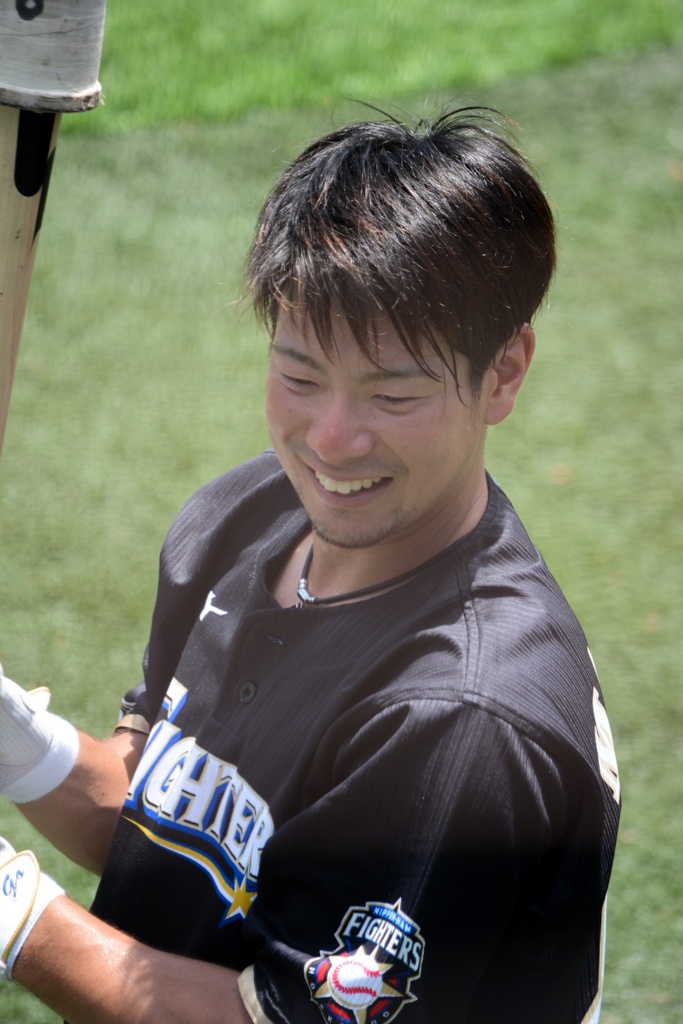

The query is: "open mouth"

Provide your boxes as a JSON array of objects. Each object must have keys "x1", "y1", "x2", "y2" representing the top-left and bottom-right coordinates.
[{"x1": 315, "y1": 471, "x2": 384, "y2": 495}]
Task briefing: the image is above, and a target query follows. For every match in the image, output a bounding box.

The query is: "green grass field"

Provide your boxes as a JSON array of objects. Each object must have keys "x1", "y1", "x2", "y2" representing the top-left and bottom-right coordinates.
[
  {"x1": 1, "y1": 2, "x2": 682, "y2": 1020},
  {"x1": 73, "y1": 0, "x2": 683, "y2": 133}
]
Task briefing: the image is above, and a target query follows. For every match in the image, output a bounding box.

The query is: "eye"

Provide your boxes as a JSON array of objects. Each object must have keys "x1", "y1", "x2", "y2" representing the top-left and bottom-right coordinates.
[
  {"x1": 282, "y1": 372, "x2": 317, "y2": 391},
  {"x1": 374, "y1": 393, "x2": 418, "y2": 408}
]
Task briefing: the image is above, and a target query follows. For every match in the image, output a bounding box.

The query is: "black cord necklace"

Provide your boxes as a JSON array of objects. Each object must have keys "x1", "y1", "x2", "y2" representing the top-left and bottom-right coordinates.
[{"x1": 296, "y1": 544, "x2": 440, "y2": 607}]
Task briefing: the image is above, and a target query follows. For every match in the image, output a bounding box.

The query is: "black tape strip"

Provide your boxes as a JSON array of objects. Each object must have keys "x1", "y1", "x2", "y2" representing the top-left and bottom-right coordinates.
[{"x1": 14, "y1": 111, "x2": 56, "y2": 198}]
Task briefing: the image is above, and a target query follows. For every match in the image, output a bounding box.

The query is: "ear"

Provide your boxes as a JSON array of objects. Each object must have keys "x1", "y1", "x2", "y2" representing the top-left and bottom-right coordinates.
[{"x1": 482, "y1": 324, "x2": 535, "y2": 426}]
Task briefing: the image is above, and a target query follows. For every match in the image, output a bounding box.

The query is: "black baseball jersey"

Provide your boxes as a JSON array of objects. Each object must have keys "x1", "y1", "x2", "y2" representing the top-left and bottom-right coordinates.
[{"x1": 91, "y1": 451, "x2": 620, "y2": 1024}]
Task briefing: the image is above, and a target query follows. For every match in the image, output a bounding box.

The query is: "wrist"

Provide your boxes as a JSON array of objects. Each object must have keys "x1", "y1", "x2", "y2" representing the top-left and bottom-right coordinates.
[
  {"x1": 7, "y1": 714, "x2": 80, "y2": 804},
  {"x1": 1, "y1": 669, "x2": 80, "y2": 803},
  {"x1": 0, "y1": 845, "x2": 65, "y2": 981}
]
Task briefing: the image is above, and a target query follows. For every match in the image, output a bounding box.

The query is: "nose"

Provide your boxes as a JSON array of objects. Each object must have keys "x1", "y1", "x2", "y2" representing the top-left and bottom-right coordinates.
[{"x1": 306, "y1": 394, "x2": 374, "y2": 463}]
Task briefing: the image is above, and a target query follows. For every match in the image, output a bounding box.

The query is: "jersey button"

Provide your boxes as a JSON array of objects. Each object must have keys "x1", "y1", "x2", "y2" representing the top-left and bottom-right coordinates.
[{"x1": 239, "y1": 681, "x2": 257, "y2": 704}]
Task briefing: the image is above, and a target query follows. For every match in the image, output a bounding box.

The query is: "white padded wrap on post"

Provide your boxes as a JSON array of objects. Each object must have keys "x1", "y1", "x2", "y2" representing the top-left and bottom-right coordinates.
[
  {"x1": 0, "y1": 839, "x2": 65, "y2": 981},
  {"x1": 0, "y1": 669, "x2": 79, "y2": 803},
  {"x1": 0, "y1": 0, "x2": 106, "y2": 112}
]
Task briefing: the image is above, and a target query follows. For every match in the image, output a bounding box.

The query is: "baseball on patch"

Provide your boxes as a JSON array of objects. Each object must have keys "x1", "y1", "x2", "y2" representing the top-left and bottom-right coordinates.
[{"x1": 329, "y1": 954, "x2": 383, "y2": 1009}]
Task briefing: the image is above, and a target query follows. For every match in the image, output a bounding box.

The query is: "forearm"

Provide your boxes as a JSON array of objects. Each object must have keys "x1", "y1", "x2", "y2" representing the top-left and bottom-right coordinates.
[
  {"x1": 14, "y1": 897, "x2": 253, "y2": 1024},
  {"x1": 18, "y1": 729, "x2": 147, "y2": 874},
  {"x1": 1, "y1": 667, "x2": 147, "y2": 873}
]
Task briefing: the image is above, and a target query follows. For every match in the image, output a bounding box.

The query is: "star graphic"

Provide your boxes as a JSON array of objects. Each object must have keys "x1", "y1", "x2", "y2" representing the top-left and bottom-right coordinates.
[
  {"x1": 222, "y1": 872, "x2": 257, "y2": 922},
  {"x1": 124, "y1": 816, "x2": 257, "y2": 924},
  {"x1": 311, "y1": 947, "x2": 404, "y2": 1024}
]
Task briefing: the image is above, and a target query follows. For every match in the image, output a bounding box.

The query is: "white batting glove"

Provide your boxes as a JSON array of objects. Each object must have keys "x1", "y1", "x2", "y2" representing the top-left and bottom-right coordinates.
[
  {"x1": 0, "y1": 836, "x2": 65, "y2": 980},
  {"x1": 0, "y1": 665, "x2": 79, "y2": 803}
]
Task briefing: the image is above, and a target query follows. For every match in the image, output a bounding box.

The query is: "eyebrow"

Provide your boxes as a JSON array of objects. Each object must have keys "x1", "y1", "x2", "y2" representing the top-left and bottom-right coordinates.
[{"x1": 270, "y1": 343, "x2": 439, "y2": 383}]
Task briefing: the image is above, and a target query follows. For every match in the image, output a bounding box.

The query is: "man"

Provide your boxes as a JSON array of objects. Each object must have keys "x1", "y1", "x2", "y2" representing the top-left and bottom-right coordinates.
[{"x1": 0, "y1": 109, "x2": 620, "y2": 1023}]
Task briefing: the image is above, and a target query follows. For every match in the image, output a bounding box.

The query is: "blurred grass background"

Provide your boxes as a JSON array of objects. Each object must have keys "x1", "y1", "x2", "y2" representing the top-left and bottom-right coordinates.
[{"x1": 1, "y1": 1, "x2": 682, "y2": 1020}]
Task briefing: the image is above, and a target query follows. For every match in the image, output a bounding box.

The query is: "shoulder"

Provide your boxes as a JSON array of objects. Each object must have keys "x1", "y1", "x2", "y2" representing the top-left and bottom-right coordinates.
[
  {"x1": 429, "y1": 481, "x2": 616, "y2": 802},
  {"x1": 363, "y1": 480, "x2": 607, "y2": 772},
  {"x1": 458, "y1": 481, "x2": 600, "y2": 749},
  {"x1": 159, "y1": 451, "x2": 299, "y2": 572},
  {"x1": 142, "y1": 452, "x2": 304, "y2": 719},
  {"x1": 169, "y1": 450, "x2": 294, "y2": 536}
]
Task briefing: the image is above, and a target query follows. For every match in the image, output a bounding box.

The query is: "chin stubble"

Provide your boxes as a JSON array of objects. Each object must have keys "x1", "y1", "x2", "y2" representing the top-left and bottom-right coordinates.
[{"x1": 308, "y1": 506, "x2": 410, "y2": 550}]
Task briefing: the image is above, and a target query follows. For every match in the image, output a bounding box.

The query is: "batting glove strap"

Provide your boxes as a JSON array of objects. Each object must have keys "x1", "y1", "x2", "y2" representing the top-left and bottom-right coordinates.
[
  {"x1": 0, "y1": 843, "x2": 65, "y2": 981},
  {"x1": 0, "y1": 668, "x2": 79, "y2": 803}
]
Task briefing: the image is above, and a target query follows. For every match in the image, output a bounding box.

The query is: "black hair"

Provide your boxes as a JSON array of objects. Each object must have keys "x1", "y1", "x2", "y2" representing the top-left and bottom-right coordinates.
[{"x1": 245, "y1": 107, "x2": 556, "y2": 390}]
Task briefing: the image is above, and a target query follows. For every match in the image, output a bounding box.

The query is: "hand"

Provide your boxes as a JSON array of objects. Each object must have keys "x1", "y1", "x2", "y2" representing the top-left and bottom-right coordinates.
[
  {"x1": 0, "y1": 836, "x2": 65, "y2": 980},
  {"x1": 0, "y1": 666, "x2": 79, "y2": 803}
]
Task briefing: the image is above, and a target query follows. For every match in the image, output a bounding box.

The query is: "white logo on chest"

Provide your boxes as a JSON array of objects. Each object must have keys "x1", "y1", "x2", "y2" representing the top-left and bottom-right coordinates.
[{"x1": 200, "y1": 590, "x2": 228, "y2": 621}]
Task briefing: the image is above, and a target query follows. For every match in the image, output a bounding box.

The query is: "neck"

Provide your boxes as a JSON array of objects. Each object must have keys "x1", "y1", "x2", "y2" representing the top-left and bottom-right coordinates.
[
  {"x1": 271, "y1": 470, "x2": 490, "y2": 609},
  {"x1": 303, "y1": 477, "x2": 490, "y2": 603}
]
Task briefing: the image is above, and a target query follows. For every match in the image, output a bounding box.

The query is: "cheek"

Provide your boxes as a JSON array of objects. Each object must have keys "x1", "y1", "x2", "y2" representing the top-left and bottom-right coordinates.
[
  {"x1": 380, "y1": 421, "x2": 439, "y2": 482},
  {"x1": 398, "y1": 408, "x2": 477, "y2": 479},
  {"x1": 264, "y1": 381, "x2": 276, "y2": 426},
  {"x1": 393, "y1": 407, "x2": 448, "y2": 458},
  {"x1": 265, "y1": 378, "x2": 294, "y2": 435}
]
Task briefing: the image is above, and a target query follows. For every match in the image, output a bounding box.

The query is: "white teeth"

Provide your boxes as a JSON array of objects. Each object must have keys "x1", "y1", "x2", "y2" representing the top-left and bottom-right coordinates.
[{"x1": 315, "y1": 472, "x2": 382, "y2": 494}]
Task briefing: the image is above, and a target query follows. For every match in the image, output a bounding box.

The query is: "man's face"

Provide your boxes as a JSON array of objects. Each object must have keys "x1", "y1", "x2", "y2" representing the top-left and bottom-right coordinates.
[{"x1": 265, "y1": 309, "x2": 492, "y2": 561}]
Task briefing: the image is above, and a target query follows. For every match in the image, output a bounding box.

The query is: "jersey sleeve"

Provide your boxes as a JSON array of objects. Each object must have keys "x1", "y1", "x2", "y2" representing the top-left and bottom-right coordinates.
[{"x1": 238, "y1": 696, "x2": 604, "y2": 1024}]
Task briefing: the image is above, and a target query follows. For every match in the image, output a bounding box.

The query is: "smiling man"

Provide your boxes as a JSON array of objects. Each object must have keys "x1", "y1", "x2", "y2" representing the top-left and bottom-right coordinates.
[
  {"x1": 0, "y1": 110, "x2": 620, "y2": 1024},
  {"x1": 265, "y1": 311, "x2": 530, "y2": 595}
]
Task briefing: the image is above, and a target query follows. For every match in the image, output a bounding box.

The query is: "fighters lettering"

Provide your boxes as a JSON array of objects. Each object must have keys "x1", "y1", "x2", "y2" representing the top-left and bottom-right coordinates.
[
  {"x1": 125, "y1": 720, "x2": 274, "y2": 878},
  {"x1": 341, "y1": 903, "x2": 423, "y2": 973}
]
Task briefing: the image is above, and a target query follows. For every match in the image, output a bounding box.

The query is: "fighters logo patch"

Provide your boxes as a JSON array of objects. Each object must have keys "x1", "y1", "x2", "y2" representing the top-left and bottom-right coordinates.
[{"x1": 305, "y1": 900, "x2": 424, "y2": 1024}]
